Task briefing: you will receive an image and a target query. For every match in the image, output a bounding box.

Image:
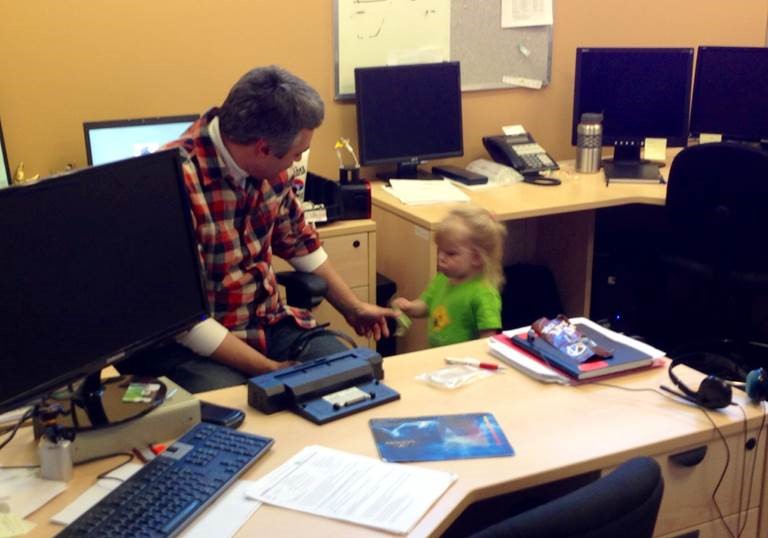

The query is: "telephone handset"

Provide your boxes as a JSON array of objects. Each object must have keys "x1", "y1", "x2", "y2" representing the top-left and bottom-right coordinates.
[{"x1": 482, "y1": 133, "x2": 559, "y2": 177}]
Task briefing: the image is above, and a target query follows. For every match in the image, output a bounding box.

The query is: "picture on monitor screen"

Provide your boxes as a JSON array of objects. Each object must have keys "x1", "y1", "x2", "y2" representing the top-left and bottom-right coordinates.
[
  {"x1": 0, "y1": 150, "x2": 209, "y2": 428},
  {"x1": 83, "y1": 114, "x2": 198, "y2": 166},
  {"x1": 354, "y1": 61, "x2": 463, "y2": 179},
  {"x1": 0, "y1": 119, "x2": 10, "y2": 188},
  {"x1": 689, "y1": 46, "x2": 768, "y2": 143},
  {"x1": 572, "y1": 48, "x2": 693, "y2": 180}
]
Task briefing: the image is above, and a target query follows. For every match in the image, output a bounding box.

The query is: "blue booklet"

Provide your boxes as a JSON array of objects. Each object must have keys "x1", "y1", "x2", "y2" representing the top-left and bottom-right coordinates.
[{"x1": 369, "y1": 412, "x2": 514, "y2": 462}]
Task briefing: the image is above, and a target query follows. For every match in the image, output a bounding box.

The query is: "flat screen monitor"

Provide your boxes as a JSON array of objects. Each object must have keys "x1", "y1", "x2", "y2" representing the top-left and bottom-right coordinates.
[
  {"x1": 690, "y1": 46, "x2": 768, "y2": 142},
  {"x1": 355, "y1": 61, "x2": 463, "y2": 179},
  {"x1": 84, "y1": 114, "x2": 198, "y2": 166},
  {"x1": 572, "y1": 48, "x2": 693, "y2": 180},
  {"x1": 0, "y1": 149, "x2": 209, "y2": 420},
  {"x1": 0, "y1": 119, "x2": 10, "y2": 188}
]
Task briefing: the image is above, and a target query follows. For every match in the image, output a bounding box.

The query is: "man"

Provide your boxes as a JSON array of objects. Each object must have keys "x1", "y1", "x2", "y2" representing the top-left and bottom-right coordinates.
[{"x1": 121, "y1": 65, "x2": 394, "y2": 392}]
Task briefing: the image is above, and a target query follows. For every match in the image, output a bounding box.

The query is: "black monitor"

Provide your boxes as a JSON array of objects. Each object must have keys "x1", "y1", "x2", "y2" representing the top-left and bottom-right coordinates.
[
  {"x1": 0, "y1": 150, "x2": 209, "y2": 425},
  {"x1": 690, "y1": 46, "x2": 768, "y2": 143},
  {"x1": 0, "y1": 119, "x2": 10, "y2": 188},
  {"x1": 354, "y1": 61, "x2": 463, "y2": 179},
  {"x1": 572, "y1": 48, "x2": 693, "y2": 180},
  {"x1": 84, "y1": 114, "x2": 198, "y2": 166}
]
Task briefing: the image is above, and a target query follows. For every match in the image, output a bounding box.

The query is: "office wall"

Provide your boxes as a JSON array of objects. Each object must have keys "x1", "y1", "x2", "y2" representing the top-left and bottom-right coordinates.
[{"x1": 0, "y1": 0, "x2": 766, "y2": 180}]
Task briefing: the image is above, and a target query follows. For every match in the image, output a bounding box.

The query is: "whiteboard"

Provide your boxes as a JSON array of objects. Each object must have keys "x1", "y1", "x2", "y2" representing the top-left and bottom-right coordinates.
[{"x1": 333, "y1": 0, "x2": 553, "y2": 99}]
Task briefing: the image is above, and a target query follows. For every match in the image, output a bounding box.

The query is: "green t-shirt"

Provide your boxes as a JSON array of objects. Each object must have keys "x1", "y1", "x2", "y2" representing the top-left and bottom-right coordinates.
[{"x1": 420, "y1": 273, "x2": 501, "y2": 348}]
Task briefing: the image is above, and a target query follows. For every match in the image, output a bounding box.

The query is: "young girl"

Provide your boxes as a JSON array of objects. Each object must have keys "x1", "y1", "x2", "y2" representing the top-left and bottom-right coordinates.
[{"x1": 392, "y1": 205, "x2": 507, "y2": 347}]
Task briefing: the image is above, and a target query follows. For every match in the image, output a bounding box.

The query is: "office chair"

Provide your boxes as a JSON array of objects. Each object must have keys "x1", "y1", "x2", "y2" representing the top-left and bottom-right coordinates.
[
  {"x1": 276, "y1": 271, "x2": 328, "y2": 310},
  {"x1": 653, "y1": 142, "x2": 768, "y2": 367},
  {"x1": 469, "y1": 456, "x2": 664, "y2": 538}
]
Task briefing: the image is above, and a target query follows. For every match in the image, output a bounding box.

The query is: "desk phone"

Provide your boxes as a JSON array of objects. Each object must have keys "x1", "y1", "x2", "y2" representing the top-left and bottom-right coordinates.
[{"x1": 483, "y1": 133, "x2": 559, "y2": 177}]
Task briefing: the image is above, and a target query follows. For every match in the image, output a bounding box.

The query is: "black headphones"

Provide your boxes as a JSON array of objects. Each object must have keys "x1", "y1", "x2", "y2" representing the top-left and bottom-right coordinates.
[{"x1": 663, "y1": 354, "x2": 768, "y2": 409}]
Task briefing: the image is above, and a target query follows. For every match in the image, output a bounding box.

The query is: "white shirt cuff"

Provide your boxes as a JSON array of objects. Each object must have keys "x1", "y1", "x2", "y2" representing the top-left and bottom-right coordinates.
[
  {"x1": 289, "y1": 247, "x2": 328, "y2": 272},
  {"x1": 176, "y1": 317, "x2": 228, "y2": 356}
]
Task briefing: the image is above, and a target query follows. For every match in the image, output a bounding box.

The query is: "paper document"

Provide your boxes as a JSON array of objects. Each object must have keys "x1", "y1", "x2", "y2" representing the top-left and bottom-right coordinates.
[
  {"x1": 385, "y1": 179, "x2": 470, "y2": 205},
  {"x1": 246, "y1": 445, "x2": 457, "y2": 534},
  {"x1": 501, "y1": 0, "x2": 553, "y2": 28},
  {"x1": 180, "y1": 481, "x2": 262, "y2": 538},
  {"x1": 51, "y1": 463, "x2": 142, "y2": 525},
  {"x1": 0, "y1": 468, "x2": 67, "y2": 519}
]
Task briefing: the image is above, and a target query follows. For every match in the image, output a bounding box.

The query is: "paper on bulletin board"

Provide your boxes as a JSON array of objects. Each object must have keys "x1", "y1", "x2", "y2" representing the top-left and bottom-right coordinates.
[
  {"x1": 501, "y1": 0, "x2": 553, "y2": 28},
  {"x1": 335, "y1": 0, "x2": 450, "y2": 97}
]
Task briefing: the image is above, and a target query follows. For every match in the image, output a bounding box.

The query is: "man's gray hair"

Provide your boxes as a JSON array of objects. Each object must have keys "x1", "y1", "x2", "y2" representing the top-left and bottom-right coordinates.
[{"x1": 219, "y1": 65, "x2": 325, "y2": 157}]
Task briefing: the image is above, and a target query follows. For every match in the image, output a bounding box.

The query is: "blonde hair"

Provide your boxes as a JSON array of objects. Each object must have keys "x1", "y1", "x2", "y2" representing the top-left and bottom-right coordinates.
[{"x1": 435, "y1": 205, "x2": 507, "y2": 289}]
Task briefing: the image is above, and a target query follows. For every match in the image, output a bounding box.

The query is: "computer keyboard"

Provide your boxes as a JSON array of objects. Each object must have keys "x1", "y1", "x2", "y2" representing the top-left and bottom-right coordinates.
[{"x1": 57, "y1": 421, "x2": 274, "y2": 538}]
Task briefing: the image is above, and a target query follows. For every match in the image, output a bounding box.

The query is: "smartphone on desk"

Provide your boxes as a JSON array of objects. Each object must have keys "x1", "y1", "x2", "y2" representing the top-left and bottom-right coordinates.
[
  {"x1": 200, "y1": 400, "x2": 245, "y2": 429},
  {"x1": 483, "y1": 133, "x2": 559, "y2": 177}
]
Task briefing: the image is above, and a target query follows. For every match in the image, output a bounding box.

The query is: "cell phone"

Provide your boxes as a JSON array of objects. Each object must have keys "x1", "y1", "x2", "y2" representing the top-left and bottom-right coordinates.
[{"x1": 199, "y1": 400, "x2": 245, "y2": 429}]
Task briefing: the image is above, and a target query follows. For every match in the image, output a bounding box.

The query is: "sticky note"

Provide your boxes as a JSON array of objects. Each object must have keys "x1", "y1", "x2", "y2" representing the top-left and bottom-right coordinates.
[
  {"x1": 502, "y1": 124, "x2": 526, "y2": 136},
  {"x1": 501, "y1": 76, "x2": 543, "y2": 89},
  {"x1": 699, "y1": 133, "x2": 723, "y2": 144},
  {"x1": 643, "y1": 138, "x2": 667, "y2": 162}
]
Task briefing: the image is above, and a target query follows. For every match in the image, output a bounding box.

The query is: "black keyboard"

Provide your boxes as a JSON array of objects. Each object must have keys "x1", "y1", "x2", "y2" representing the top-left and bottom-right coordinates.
[{"x1": 57, "y1": 422, "x2": 274, "y2": 537}]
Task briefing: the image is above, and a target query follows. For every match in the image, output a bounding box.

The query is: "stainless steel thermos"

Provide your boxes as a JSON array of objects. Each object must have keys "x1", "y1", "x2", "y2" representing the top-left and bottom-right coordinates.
[{"x1": 576, "y1": 112, "x2": 603, "y2": 174}]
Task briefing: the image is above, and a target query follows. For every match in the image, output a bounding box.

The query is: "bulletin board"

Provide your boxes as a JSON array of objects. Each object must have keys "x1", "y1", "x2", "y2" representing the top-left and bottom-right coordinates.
[{"x1": 333, "y1": 0, "x2": 553, "y2": 99}]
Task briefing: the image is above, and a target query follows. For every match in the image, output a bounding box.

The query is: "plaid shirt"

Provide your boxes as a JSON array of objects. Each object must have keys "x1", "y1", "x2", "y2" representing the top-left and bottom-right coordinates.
[{"x1": 165, "y1": 108, "x2": 320, "y2": 354}]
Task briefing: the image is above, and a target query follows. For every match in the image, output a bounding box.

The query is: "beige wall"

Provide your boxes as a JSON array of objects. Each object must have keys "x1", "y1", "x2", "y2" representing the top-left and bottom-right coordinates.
[{"x1": 1, "y1": 0, "x2": 766, "y2": 180}]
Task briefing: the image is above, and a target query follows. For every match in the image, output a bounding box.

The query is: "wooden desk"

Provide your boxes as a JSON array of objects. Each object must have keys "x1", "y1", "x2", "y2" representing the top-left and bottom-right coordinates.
[
  {"x1": 11, "y1": 338, "x2": 767, "y2": 537},
  {"x1": 372, "y1": 162, "x2": 668, "y2": 352}
]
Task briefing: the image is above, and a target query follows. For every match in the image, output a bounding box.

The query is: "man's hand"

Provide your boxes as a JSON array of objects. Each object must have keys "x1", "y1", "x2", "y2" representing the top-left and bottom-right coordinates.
[{"x1": 344, "y1": 302, "x2": 397, "y2": 341}]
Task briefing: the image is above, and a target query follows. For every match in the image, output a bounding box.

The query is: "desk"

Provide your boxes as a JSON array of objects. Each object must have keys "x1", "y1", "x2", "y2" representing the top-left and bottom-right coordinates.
[
  {"x1": 10, "y1": 338, "x2": 768, "y2": 537},
  {"x1": 372, "y1": 162, "x2": 668, "y2": 352}
]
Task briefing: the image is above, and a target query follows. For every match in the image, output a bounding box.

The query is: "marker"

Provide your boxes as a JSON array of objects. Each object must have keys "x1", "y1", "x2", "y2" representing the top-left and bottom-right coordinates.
[{"x1": 445, "y1": 357, "x2": 504, "y2": 370}]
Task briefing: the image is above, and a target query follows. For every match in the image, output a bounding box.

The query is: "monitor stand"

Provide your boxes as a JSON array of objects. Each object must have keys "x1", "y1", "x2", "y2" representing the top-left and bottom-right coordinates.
[
  {"x1": 603, "y1": 144, "x2": 663, "y2": 183},
  {"x1": 376, "y1": 161, "x2": 441, "y2": 180},
  {"x1": 32, "y1": 373, "x2": 201, "y2": 463}
]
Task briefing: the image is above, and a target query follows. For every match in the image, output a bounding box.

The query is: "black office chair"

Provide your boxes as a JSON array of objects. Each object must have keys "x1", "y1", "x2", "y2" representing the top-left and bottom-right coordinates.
[
  {"x1": 276, "y1": 271, "x2": 328, "y2": 310},
  {"x1": 653, "y1": 142, "x2": 768, "y2": 366},
  {"x1": 469, "y1": 457, "x2": 664, "y2": 538}
]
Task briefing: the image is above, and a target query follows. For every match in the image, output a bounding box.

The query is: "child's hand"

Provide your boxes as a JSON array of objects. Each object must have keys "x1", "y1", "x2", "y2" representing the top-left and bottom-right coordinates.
[{"x1": 391, "y1": 297, "x2": 413, "y2": 313}]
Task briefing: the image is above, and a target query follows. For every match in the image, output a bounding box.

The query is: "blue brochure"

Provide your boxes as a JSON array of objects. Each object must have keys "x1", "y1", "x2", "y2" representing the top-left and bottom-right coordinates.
[{"x1": 369, "y1": 412, "x2": 514, "y2": 462}]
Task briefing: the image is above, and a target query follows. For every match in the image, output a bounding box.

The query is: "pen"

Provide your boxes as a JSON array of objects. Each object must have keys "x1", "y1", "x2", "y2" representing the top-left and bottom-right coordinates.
[{"x1": 445, "y1": 357, "x2": 504, "y2": 370}]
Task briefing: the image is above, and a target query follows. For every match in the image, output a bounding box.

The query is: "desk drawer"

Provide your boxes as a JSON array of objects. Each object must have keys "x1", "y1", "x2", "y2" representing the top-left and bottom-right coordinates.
[
  {"x1": 625, "y1": 428, "x2": 765, "y2": 536},
  {"x1": 655, "y1": 506, "x2": 758, "y2": 538},
  {"x1": 322, "y1": 233, "x2": 369, "y2": 288}
]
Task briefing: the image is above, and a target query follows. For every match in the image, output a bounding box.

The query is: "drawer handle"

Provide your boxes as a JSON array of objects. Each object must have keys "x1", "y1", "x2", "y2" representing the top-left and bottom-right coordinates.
[
  {"x1": 668, "y1": 446, "x2": 707, "y2": 467},
  {"x1": 353, "y1": 240, "x2": 361, "y2": 248}
]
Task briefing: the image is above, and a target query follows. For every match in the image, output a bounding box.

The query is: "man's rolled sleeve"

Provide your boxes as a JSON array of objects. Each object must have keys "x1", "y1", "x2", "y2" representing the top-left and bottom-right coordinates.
[{"x1": 176, "y1": 317, "x2": 229, "y2": 356}]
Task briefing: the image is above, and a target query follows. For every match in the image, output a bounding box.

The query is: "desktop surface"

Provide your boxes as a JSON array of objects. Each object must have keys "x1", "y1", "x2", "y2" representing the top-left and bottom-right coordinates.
[{"x1": 12, "y1": 336, "x2": 766, "y2": 537}]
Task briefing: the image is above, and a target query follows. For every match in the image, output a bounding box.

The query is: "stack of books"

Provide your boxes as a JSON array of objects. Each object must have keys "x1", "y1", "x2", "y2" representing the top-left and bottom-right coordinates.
[{"x1": 488, "y1": 317, "x2": 665, "y2": 383}]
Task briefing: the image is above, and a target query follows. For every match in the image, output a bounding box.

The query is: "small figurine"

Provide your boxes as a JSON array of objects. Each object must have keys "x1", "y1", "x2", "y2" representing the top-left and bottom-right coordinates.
[
  {"x1": 334, "y1": 137, "x2": 360, "y2": 183},
  {"x1": 13, "y1": 161, "x2": 40, "y2": 183}
]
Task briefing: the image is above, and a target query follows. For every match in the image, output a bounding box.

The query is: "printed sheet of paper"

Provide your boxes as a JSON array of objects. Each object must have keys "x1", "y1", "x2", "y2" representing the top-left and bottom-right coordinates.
[
  {"x1": 501, "y1": 0, "x2": 553, "y2": 28},
  {"x1": 246, "y1": 445, "x2": 456, "y2": 534}
]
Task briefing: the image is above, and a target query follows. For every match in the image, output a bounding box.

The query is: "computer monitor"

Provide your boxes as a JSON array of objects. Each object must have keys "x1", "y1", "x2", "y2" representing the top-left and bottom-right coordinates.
[
  {"x1": 0, "y1": 119, "x2": 10, "y2": 188},
  {"x1": 689, "y1": 46, "x2": 768, "y2": 143},
  {"x1": 572, "y1": 48, "x2": 693, "y2": 180},
  {"x1": 0, "y1": 149, "x2": 209, "y2": 426},
  {"x1": 354, "y1": 61, "x2": 463, "y2": 179},
  {"x1": 83, "y1": 114, "x2": 198, "y2": 166}
]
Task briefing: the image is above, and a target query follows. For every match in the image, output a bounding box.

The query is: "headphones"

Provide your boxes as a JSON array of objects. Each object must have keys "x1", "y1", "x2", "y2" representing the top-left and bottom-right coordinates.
[{"x1": 663, "y1": 353, "x2": 768, "y2": 409}]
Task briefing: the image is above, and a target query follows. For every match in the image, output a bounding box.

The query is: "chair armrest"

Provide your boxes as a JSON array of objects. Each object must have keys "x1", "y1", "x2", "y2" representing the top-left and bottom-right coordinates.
[{"x1": 276, "y1": 271, "x2": 328, "y2": 310}]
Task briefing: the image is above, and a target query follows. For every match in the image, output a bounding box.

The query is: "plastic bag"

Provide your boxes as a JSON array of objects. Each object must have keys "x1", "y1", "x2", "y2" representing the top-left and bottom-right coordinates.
[{"x1": 416, "y1": 365, "x2": 495, "y2": 390}]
